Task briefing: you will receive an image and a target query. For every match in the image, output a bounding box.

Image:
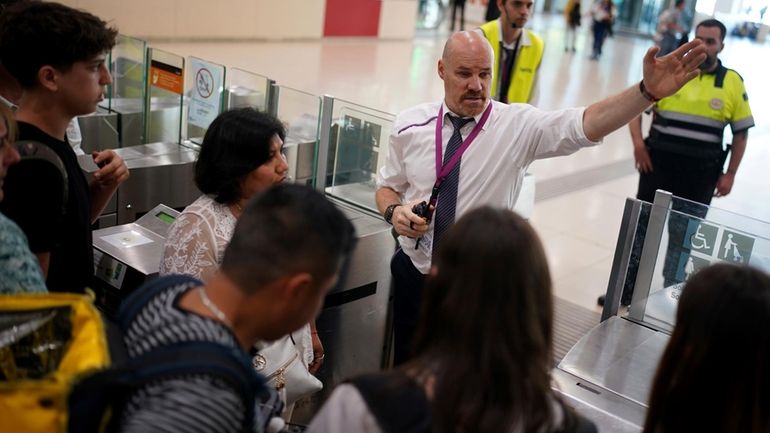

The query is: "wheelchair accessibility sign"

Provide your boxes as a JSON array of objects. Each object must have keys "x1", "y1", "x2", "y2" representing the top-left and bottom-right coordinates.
[
  {"x1": 683, "y1": 221, "x2": 719, "y2": 255},
  {"x1": 682, "y1": 219, "x2": 755, "y2": 265}
]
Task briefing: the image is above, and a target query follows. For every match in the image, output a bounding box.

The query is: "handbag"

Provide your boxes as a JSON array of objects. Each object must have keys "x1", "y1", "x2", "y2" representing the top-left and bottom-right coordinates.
[{"x1": 252, "y1": 332, "x2": 322, "y2": 406}]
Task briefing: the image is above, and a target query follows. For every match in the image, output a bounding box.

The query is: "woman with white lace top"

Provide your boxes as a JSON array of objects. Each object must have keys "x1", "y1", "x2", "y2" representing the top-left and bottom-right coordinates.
[{"x1": 159, "y1": 107, "x2": 324, "y2": 408}]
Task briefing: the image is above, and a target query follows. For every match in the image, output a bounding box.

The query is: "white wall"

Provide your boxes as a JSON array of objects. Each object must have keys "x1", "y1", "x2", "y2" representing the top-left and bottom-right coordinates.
[
  {"x1": 379, "y1": 0, "x2": 418, "y2": 39},
  {"x1": 58, "y1": 0, "x2": 417, "y2": 40}
]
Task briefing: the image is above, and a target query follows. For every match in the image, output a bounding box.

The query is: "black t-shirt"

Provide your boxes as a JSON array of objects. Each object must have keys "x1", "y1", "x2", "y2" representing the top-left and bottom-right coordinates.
[{"x1": 0, "y1": 122, "x2": 93, "y2": 292}]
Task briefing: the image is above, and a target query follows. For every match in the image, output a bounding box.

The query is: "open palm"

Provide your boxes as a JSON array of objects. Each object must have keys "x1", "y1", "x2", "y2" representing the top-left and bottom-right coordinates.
[{"x1": 643, "y1": 39, "x2": 707, "y2": 99}]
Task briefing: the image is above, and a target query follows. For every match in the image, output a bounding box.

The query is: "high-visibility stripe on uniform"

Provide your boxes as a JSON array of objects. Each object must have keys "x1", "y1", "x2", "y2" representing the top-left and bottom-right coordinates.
[{"x1": 648, "y1": 62, "x2": 754, "y2": 158}]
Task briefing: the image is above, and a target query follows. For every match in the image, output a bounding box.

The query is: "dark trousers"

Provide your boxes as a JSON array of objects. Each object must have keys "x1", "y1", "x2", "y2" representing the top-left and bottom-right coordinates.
[
  {"x1": 637, "y1": 148, "x2": 723, "y2": 206},
  {"x1": 485, "y1": 0, "x2": 500, "y2": 21},
  {"x1": 592, "y1": 21, "x2": 609, "y2": 57},
  {"x1": 635, "y1": 148, "x2": 723, "y2": 287},
  {"x1": 391, "y1": 248, "x2": 426, "y2": 366},
  {"x1": 450, "y1": 0, "x2": 466, "y2": 31}
]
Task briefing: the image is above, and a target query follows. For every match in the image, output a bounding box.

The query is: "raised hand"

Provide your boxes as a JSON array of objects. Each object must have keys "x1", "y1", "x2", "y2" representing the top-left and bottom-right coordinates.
[{"x1": 642, "y1": 39, "x2": 706, "y2": 100}]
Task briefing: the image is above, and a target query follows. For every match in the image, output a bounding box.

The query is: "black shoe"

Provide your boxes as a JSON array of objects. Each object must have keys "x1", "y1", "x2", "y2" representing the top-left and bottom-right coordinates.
[{"x1": 597, "y1": 295, "x2": 605, "y2": 306}]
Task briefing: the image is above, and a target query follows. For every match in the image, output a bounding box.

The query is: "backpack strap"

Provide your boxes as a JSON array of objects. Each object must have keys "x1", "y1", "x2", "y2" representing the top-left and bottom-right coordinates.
[
  {"x1": 116, "y1": 274, "x2": 202, "y2": 329},
  {"x1": 347, "y1": 372, "x2": 431, "y2": 433},
  {"x1": 14, "y1": 140, "x2": 69, "y2": 217},
  {"x1": 68, "y1": 341, "x2": 265, "y2": 433}
]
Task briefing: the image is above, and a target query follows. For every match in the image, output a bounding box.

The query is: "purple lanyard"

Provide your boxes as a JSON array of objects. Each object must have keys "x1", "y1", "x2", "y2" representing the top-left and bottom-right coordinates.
[{"x1": 433, "y1": 102, "x2": 492, "y2": 190}]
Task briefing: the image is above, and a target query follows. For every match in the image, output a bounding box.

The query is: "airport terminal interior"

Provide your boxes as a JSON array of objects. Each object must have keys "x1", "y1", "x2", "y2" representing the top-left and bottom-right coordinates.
[
  {"x1": 146, "y1": 9, "x2": 770, "y2": 312},
  {"x1": 3, "y1": 0, "x2": 770, "y2": 431}
]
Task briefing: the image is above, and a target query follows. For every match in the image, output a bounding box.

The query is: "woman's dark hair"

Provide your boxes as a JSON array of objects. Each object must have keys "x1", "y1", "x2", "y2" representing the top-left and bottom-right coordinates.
[
  {"x1": 194, "y1": 107, "x2": 286, "y2": 204},
  {"x1": 643, "y1": 263, "x2": 770, "y2": 433},
  {"x1": 410, "y1": 206, "x2": 556, "y2": 433}
]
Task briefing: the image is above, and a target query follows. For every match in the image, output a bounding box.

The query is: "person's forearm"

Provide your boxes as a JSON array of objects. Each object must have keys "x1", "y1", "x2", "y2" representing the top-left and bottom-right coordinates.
[
  {"x1": 89, "y1": 182, "x2": 119, "y2": 223},
  {"x1": 375, "y1": 187, "x2": 402, "y2": 216},
  {"x1": 629, "y1": 114, "x2": 645, "y2": 147},
  {"x1": 726, "y1": 131, "x2": 748, "y2": 174},
  {"x1": 583, "y1": 83, "x2": 652, "y2": 142}
]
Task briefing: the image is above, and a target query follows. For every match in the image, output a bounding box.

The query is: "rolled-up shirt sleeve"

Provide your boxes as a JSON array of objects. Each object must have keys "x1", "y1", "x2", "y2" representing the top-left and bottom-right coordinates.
[
  {"x1": 376, "y1": 127, "x2": 409, "y2": 195},
  {"x1": 526, "y1": 106, "x2": 602, "y2": 161}
]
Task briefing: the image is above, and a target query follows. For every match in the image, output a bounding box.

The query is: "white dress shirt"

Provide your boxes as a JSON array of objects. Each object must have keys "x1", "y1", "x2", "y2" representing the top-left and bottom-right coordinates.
[{"x1": 376, "y1": 100, "x2": 600, "y2": 273}]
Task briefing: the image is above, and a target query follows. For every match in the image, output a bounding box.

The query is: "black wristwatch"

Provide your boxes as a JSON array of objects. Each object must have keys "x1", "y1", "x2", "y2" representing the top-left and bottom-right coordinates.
[{"x1": 383, "y1": 203, "x2": 401, "y2": 225}]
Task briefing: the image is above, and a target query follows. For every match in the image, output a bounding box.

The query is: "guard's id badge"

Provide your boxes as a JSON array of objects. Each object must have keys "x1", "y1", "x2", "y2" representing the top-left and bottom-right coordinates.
[{"x1": 417, "y1": 231, "x2": 433, "y2": 257}]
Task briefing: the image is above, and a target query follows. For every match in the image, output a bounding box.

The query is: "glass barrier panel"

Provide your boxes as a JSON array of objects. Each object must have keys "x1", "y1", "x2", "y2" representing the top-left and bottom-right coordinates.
[
  {"x1": 611, "y1": 200, "x2": 653, "y2": 316},
  {"x1": 670, "y1": 195, "x2": 770, "y2": 240},
  {"x1": 106, "y1": 34, "x2": 147, "y2": 146},
  {"x1": 185, "y1": 57, "x2": 226, "y2": 144},
  {"x1": 145, "y1": 48, "x2": 184, "y2": 144},
  {"x1": 274, "y1": 85, "x2": 322, "y2": 187},
  {"x1": 326, "y1": 99, "x2": 395, "y2": 213},
  {"x1": 630, "y1": 200, "x2": 770, "y2": 332},
  {"x1": 226, "y1": 68, "x2": 270, "y2": 112}
]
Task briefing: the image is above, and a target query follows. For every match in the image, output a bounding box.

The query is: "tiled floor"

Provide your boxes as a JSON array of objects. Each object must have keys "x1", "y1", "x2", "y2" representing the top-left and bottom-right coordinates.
[{"x1": 153, "y1": 13, "x2": 769, "y2": 311}]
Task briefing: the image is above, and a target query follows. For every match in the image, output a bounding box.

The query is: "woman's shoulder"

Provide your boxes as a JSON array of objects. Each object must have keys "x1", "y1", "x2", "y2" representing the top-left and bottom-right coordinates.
[
  {"x1": 184, "y1": 195, "x2": 226, "y2": 214},
  {"x1": 174, "y1": 196, "x2": 233, "y2": 226}
]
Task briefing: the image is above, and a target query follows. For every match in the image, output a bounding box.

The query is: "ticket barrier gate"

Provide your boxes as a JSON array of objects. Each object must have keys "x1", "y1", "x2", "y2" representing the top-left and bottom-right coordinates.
[
  {"x1": 553, "y1": 190, "x2": 770, "y2": 432},
  {"x1": 78, "y1": 97, "x2": 184, "y2": 153},
  {"x1": 91, "y1": 204, "x2": 180, "y2": 315},
  {"x1": 291, "y1": 198, "x2": 394, "y2": 421},
  {"x1": 78, "y1": 143, "x2": 200, "y2": 227}
]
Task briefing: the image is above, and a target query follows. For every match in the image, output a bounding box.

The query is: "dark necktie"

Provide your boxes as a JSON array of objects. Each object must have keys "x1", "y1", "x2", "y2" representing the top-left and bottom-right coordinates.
[
  {"x1": 432, "y1": 115, "x2": 474, "y2": 254},
  {"x1": 499, "y1": 46, "x2": 516, "y2": 103}
]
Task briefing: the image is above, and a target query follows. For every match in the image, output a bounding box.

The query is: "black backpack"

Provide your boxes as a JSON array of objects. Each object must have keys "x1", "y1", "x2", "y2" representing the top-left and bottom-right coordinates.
[
  {"x1": 14, "y1": 140, "x2": 69, "y2": 216},
  {"x1": 350, "y1": 372, "x2": 598, "y2": 433},
  {"x1": 67, "y1": 275, "x2": 278, "y2": 433}
]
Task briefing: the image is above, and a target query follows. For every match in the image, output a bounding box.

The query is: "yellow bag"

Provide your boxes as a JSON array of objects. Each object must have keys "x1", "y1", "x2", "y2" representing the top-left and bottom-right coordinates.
[{"x1": 0, "y1": 293, "x2": 110, "y2": 433}]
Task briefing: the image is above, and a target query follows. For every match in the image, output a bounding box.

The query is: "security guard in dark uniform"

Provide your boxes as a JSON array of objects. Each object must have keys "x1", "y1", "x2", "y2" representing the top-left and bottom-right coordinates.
[
  {"x1": 627, "y1": 18, "x2": 753, "y2": 289},
  {"x1": 630, "y1": 18, "x2": 754, "y2": 206}
]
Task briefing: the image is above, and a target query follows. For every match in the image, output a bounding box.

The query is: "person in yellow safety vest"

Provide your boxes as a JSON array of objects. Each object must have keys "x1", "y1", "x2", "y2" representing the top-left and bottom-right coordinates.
[
  {"x1": 630, "y1": 18, "x2": 753, "y2": 206},
  {"x1": 477, "y1": 0, "x2": 544, "y2": 105}
]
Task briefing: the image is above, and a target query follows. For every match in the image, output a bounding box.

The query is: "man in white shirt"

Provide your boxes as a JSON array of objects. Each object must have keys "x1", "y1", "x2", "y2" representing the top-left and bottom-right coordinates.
[{"x1": 376, "y1": 30, "x2": 706, "y2": 364}]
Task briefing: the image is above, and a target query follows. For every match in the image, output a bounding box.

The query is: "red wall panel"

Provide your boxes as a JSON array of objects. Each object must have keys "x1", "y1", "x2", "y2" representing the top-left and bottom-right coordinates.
[{"x1": 324, "y1": 0, "x2": 381, "y2": 36}]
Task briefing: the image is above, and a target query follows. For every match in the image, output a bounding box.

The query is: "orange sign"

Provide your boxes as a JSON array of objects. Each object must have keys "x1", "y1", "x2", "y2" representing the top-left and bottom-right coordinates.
[{"x1": 149, "y1": 60, "x2": 183, "y2": 95}]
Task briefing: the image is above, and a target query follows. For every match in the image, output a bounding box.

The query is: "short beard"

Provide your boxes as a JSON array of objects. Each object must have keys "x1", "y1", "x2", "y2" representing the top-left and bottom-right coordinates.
[{"x1": 699, "y1": 56, "x2": 717, "y2": 72}]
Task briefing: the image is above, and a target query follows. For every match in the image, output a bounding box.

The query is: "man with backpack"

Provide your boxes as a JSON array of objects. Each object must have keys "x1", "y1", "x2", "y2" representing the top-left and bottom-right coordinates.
[
  {"x1": 0, "y1": 1, "x2": 129, "y2": 293},
  {"x1": 112, "y1": 184, "x2": 356, "y2": 433}
]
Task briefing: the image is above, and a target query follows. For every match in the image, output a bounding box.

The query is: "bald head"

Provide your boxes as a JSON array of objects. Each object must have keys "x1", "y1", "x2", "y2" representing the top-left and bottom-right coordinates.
[
  {"x1": 438, "y1": 31, "x2": 493, "y2": 117},
  {"x1": 442, "y1": 31, "x2": 494, "y2": 67}
]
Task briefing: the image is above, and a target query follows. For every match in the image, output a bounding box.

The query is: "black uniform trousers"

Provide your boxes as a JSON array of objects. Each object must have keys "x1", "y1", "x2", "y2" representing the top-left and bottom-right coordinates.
[
  {"x1": 390, "y1": 248, "x2": 426, "y2": 366},
  {"x1": 631, "y1": 147, "x2": 725, "y2": 291}
]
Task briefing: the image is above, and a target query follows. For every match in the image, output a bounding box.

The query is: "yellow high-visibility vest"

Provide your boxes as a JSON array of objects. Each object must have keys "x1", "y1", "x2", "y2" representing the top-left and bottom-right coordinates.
[
  {"x1": 479, "y1": 20, "x2": 544, "y2": 103},
  {"x1": 649, "y1": 62, "x2": 754, "y2": 158}
]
